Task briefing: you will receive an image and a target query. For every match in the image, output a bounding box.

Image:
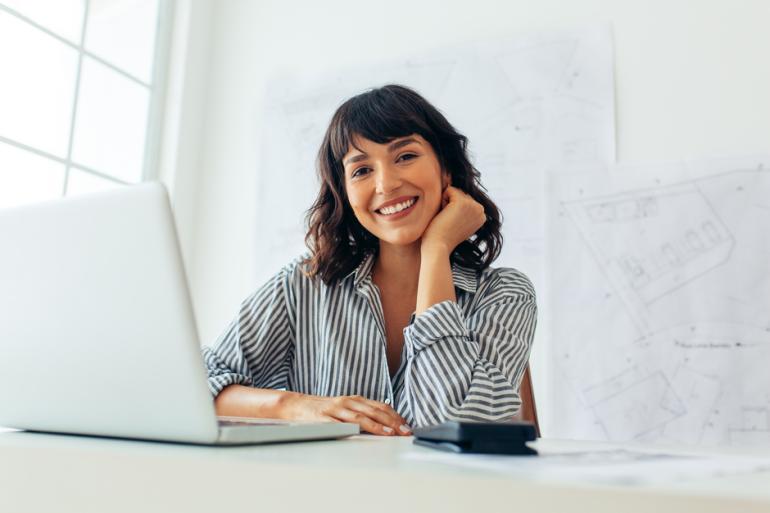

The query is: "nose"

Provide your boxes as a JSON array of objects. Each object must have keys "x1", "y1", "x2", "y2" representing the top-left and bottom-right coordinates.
[{"x1": 374, "y1": 164, "x2": 402, "y2": 195}]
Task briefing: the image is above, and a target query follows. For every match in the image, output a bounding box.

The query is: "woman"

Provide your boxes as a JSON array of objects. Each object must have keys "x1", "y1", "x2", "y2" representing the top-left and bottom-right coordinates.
[{"x1": 202, "y1": 84, "x2": 537, "y2": 436}]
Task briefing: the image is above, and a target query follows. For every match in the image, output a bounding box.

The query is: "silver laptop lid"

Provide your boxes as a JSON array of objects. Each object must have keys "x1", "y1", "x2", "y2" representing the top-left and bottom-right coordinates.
[{"x1": 0, "y1": 183, "x2": 220, "y2": 444}]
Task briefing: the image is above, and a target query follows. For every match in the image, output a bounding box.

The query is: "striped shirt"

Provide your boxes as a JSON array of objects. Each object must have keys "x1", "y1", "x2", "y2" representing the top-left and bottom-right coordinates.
[{"x1": 201, "y1": 252, "x2": 537, "y2": 428}]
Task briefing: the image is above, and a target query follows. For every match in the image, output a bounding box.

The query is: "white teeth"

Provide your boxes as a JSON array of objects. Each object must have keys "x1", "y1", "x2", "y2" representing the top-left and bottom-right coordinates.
[{"x1": 378, "y1": 198, "x2": 416, "y2": 215}]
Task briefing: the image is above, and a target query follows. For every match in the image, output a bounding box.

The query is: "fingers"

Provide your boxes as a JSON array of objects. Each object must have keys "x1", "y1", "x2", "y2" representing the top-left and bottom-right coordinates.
[
  {"x1": 441, "y1": 185, "x2": 462, "y2": 208},
  {"x1": 363, "y1": 397, "x2": 405, "y2": 421},
  {"x1": 445, "y1": 186, "x2": 485, "y2": 224},
  {"x1": 443, "y1": 186, "x2": 476, "y2": 206},
  {"x1": 344, "y1": 399, "x2": 405, "y2": 436},
  {"x1": 444, "y1": 185, "x2": 465, "y2": 200},
  {"x1": 352, "y1": 398, "x2": 411, "y2": 435},
  {"x1": 332, "y1": 407, "x2": 391, "y2": 435},
  {"x1": 328, "y1": 396, "x2": 411, "y2": 436}
]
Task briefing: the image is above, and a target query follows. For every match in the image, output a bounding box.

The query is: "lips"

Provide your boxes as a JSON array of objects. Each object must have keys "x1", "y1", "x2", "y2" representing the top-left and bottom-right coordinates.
[
  {"x1": 375, "y1": 196, "x2": 417, "y2": 213},
  {"x1": 374, "y1": 196, "x2": 418, "y2": 220}
]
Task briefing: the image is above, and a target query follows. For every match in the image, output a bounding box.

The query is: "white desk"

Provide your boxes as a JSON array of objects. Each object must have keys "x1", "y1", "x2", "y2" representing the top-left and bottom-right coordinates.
[{"x1": 1, "y1": 431, "x2": 769, "y2": 513}]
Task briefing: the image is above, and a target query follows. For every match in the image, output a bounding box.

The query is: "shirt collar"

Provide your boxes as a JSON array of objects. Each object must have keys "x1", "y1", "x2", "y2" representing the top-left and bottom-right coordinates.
[
  {"x1": 350, "y1": 252, "x2": 377, "y2": 289},
  {"x1": 347, "y1": 251, "x2": 478, "y2": 293}
]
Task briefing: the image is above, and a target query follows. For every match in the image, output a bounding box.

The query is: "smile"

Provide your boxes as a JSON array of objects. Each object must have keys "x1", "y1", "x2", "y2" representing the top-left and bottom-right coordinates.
[{"x1": 375, "y1": 197, "x2": 418, "y2": 219}]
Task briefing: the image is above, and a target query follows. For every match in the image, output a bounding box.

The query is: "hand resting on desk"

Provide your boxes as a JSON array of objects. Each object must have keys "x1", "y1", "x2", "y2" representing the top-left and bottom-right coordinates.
[{"x1": 214, "y1": 384, "x2": 412, "y2": 436}]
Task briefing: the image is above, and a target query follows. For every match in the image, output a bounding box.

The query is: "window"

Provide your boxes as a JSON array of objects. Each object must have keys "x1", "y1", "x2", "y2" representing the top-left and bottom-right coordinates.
[{"x1": 0, "y1": 0, "x2": 170, "y2": 208}]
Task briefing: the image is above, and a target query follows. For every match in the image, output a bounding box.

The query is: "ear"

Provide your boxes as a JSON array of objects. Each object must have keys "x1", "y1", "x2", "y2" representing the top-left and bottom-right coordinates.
[{"x1": 441, "y1": 171, "x2": 452, "y2": 190}]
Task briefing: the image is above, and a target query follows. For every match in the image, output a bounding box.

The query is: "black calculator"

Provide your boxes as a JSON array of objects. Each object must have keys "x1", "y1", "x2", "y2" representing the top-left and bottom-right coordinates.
[{"x1": 413, "y1": 420, "x2": 538, "y2": 455}]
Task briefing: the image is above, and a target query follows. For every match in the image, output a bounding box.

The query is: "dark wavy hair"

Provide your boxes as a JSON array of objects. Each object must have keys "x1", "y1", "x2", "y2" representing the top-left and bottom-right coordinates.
[{"x1": 303, "y1": 84, "x2": 503, "y2": 285}]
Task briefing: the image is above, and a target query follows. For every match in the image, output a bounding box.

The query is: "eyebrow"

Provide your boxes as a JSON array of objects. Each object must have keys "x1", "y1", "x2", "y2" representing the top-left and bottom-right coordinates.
[{"x1": 343, "y1": 137, "x2": 421, "y2": 167}]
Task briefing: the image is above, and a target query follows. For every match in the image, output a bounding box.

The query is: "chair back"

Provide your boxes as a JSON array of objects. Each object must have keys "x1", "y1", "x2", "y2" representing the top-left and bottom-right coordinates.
[{"x1": 516, "y1": 364, "x2": 540, "y2": 437}]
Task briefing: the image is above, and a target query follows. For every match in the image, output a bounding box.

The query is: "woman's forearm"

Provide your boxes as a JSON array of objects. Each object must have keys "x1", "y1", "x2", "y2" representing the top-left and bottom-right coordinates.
[
  {"x1": 416, "y1": 244, "x2": 456, "y2": 315},
  {"x1": 213, "y1": 384, "x2": 298, "y2": 419},
  {"x1": 214, "y1": 385, "x2": 410, "y2": 435}
]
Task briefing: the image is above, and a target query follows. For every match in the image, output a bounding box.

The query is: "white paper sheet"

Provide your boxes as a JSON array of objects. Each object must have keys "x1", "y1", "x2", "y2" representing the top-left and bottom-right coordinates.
[
  {"x1": 406, "y1": 445, "x2": 770, "y2": 486},
  {"x1": 546, "y1": 156, "x2": 770, "y2": 445}
]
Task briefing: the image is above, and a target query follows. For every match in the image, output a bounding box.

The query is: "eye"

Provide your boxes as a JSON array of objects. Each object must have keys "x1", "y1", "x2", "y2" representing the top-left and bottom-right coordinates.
[
  {"x1": 351, "y1": 166, "x2": 371, "y2": 178},
  {"x1": 397, "y1": 152, "x2": 418, "y2": 163}
]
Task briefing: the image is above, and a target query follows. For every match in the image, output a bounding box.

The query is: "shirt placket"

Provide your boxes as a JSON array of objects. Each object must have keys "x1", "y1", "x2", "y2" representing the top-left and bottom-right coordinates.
[{"x1": 357, "y1": 278, "x2": 395, "y2": 406}]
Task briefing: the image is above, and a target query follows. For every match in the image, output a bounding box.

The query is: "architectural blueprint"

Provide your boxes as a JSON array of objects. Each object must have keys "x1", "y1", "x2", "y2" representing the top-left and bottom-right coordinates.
[
  {"x1": 254, "y1": 27, "x2": 615, "y2": 293},
  {"x1": 546, "y1": 156, "x2": 770, "y2": 445}
]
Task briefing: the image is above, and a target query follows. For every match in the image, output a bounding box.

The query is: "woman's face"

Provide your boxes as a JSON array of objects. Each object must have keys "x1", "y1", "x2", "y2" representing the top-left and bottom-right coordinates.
[{"x1": 343, "y1": 134, "x2": 446, "y2": 247}]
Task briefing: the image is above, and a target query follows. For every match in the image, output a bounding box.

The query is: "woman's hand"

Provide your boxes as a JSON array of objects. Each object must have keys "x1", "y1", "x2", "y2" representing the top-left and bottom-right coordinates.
[
  {"x1": 283, "y1": 393, "x2": 412, "y2": 436},
  {"x1": 421, "y1": 186, "x2": 486, "y2": 254}
]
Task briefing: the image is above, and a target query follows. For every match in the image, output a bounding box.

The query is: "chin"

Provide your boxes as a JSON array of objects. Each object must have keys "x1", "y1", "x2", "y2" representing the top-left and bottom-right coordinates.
[{"x1": 376, "y1": 229, "x2": 424, "y2": 247}]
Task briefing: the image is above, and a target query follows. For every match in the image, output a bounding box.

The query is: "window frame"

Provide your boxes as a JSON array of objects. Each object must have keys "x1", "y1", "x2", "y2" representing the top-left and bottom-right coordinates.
[{"x1": 0, "y1": 0, "x2": 174, "y2": 195}]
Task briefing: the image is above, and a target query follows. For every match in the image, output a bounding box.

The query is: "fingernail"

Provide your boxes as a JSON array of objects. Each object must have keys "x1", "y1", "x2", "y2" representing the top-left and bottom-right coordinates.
[
  {"x1": 399, "y1": 424, "x2": 411, "y2": 434},
  {"x1": 383, "y1": 426, "x2": 394, "y2": 434}
]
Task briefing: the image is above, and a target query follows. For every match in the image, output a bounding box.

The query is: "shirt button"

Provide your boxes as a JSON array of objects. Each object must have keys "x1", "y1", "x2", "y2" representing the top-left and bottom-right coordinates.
[{"x1": 384, "y1": 398, "x2": 391, "y2": 405}]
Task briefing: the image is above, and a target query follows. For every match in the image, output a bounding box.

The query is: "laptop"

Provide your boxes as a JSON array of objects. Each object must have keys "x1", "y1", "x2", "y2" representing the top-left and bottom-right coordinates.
[{"x1": 0, "y1": 182, "x2": 359, "y2": 445}]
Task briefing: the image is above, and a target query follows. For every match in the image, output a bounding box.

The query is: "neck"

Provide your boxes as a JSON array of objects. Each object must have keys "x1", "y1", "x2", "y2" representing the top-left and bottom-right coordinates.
[{"x1": 373, "y1": 241, "x2": 421, "y2": 292}]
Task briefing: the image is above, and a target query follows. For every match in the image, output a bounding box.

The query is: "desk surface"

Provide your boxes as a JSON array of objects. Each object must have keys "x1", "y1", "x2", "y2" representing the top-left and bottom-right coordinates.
[{"x1": 1, "y1": 430, "x2": 769, "y2": 513}]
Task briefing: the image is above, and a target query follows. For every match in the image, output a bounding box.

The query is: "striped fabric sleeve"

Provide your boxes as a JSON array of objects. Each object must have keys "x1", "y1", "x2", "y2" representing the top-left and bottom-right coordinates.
[
  {"x1": 200, "y1": 263, "x2": 296, "y2": 397},
  {"x1": 402, "y1": 268, "x2": 537, "y2": 427}
]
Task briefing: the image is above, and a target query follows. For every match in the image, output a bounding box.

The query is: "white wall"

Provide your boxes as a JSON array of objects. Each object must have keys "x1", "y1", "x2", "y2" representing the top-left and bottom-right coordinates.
[
  {"x1": 158, "y1": 0, "x2": 213, "y2": 289},
  {"x1": 163, "y1": 0, "x2": 770, "y2": 428}
]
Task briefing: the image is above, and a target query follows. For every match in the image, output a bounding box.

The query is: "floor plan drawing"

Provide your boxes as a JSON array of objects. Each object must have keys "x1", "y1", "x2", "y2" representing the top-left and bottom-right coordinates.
[
  {"x1": 589, "y1": 370, "x2": 686, "y2": 441},
  {"x1": 547, "y1": 157, "x2": 770, "y2": 446},
  {"x1": 563, "y1": 183, "x2": 735, "y2": 333},
  {"x1": 728, "y1": 406, "x2": 770, "y2": 445}
]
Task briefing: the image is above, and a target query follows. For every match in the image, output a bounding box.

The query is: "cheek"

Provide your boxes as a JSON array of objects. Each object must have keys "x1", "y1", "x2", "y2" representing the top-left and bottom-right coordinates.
[
  {"x1": 424, "y1": 182, "x2": 444, "y2": 216},
  {"x1": 345, "y1": 189, "x2": 371, "y2": 221}
]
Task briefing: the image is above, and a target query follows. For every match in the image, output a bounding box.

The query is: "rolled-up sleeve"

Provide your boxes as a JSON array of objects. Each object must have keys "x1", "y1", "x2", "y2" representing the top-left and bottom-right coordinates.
[
  {"x1": 201, "y1": 264, "x2": 295, "y2": 397},
  {"x1": 402, "y1": 269, "x2": 537, "y2": 427}
]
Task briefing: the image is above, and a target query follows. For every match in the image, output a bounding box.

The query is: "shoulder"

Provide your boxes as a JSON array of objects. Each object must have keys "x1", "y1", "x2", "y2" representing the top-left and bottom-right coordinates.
[
  {"x1": 239, "y1": 253, "x2": 322, "y2": 309},
  {"x1": 269, "y1": 252, "x2": 324, "y2": 291},
  {"x1": 280, "y1": 252, "x2": 312, "y2": 280},
  {"x1": 476, "y1": 265, "x2": 537, "y2": 304}
]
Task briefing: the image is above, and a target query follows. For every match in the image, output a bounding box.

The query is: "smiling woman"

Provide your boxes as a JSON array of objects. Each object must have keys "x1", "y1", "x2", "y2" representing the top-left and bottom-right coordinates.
[{"x1": 201, "y1": 85, "x2": 537, "y2": 435}]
